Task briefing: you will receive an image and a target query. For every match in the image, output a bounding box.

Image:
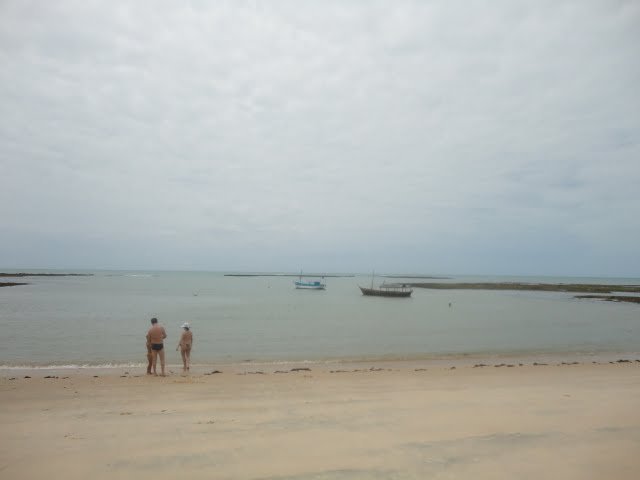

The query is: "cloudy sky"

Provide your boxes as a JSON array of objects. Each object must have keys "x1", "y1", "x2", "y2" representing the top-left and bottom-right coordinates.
[{"x1": 1, "y1": 1, "x2": 638, "y2": 276}]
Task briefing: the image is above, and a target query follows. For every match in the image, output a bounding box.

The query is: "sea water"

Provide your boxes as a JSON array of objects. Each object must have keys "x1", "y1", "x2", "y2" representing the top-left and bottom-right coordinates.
[{"x1": 0, "y1": 270, "x2": 639, "y2": 368}]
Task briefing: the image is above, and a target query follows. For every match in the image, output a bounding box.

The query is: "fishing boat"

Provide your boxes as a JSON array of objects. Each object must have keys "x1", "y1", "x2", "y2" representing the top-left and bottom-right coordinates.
[
  {"x1": 359, "y1": 284, "x2": 413, "y2": 297},
  {"x1": 359, "y1": 272, "x2": 412, "y2": 297},
  {"x1": 294, "y1": 273, "x2": 326, "y2": 290}
]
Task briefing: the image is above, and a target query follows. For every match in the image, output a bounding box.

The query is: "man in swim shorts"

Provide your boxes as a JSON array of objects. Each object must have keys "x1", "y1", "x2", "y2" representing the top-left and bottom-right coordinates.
[{"x1": 146, "y1": 317, "x2": 167, "y2": 376}]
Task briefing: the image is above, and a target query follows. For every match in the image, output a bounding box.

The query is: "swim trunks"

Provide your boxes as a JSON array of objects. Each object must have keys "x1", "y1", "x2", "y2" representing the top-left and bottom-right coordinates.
[{"x1": 151, "y1": 343, "x2": 164, "y2": 351}]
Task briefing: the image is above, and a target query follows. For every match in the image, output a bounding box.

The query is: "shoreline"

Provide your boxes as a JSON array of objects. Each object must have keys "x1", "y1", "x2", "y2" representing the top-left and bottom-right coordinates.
[{"x1": 3, "y1": 351, "x2": 639, "y2": 377}]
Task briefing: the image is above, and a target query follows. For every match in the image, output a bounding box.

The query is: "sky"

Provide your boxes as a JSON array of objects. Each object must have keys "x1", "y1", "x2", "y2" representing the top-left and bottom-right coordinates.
[{"x1": 1, "y1": 1, "x2": 639, "y2": 276}]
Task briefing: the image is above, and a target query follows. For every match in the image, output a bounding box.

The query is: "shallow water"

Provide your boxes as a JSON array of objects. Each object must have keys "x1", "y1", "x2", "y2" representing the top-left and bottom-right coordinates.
[{"x1": 0, "y1": 271, "x2": 639, "y2": 366}]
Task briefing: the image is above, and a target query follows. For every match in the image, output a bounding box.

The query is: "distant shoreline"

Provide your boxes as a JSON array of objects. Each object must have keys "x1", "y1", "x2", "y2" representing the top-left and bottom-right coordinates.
[
  {"x1": 0, "y1": 282, "x2": 29, "y2": 288},
  {"x1": 0, "y1": 273, "x2": 93, "y2": 277},
  {"x1": 409, "y1": 282, "x2": 640, "y2": 293}
]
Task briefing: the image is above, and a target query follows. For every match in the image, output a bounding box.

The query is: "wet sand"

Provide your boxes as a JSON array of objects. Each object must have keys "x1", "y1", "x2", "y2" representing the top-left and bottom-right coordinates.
[{"x1": 1, "y1": 360, "x2": 639, "y2": 479}]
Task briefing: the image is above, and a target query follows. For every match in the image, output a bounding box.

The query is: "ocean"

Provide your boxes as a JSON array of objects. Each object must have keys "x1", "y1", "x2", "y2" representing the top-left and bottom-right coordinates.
[{"x1": 1, "y1": 270, "x2": 639, "y2": 368}]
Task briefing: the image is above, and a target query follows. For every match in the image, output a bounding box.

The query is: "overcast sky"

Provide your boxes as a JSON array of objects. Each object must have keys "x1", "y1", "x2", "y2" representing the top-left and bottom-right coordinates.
[{"x1": 1, "y1": 1, "x2": 638, "y2": 276}]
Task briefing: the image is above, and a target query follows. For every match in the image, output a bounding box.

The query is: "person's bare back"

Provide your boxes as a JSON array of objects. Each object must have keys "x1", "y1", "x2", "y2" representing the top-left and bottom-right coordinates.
[
  {"x1": 179, "y1": 330, "x2": 193, "y2": 349},
  {"x1": 147, "y1": 324, "x2": 167, "y2": 345}
]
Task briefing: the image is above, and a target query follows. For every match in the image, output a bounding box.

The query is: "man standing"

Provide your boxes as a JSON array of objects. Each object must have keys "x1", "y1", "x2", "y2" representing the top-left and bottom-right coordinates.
[{"x1": 146, "y1": 317, "x2": 167, "y2": 376}]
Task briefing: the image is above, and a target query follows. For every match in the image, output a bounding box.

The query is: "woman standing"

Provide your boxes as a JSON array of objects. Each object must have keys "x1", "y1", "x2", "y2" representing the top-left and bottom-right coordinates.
[{"x1": 176, "y1": 323, "x2": 193, "y2": 372}]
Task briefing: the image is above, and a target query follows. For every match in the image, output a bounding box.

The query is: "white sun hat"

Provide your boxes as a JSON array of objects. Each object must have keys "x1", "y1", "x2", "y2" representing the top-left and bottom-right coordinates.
[{"x1": 181, "y1": 322, "x2": 190, "y2": 329}]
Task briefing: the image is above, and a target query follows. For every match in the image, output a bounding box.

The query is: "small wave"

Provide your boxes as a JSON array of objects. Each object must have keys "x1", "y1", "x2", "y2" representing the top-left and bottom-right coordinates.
[{"x1": 0, "y1": 363, "x2": 145, "y2": 370}]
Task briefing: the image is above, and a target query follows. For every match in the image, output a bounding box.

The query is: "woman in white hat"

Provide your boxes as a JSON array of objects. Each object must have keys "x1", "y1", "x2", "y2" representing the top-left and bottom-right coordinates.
[{"x1": 176, "y1": 323, "x2": 193, "y2": 372}]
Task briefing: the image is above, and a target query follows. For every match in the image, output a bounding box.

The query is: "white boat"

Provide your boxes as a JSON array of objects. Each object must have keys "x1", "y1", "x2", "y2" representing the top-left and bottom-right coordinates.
[{"x1": 294, "y1": 272, "x2": 326, "y2": 290}]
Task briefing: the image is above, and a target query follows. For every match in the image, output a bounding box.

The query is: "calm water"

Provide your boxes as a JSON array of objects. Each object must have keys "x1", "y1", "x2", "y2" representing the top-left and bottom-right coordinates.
[{"x1": 1, "y1": 271, "x2": 639, "y2": 367}]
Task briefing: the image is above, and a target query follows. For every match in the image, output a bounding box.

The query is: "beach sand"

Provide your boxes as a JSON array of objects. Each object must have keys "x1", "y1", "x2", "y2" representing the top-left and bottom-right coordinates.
[{"x1": 1, "y1": 360, "x2": 639, "y2": 479}]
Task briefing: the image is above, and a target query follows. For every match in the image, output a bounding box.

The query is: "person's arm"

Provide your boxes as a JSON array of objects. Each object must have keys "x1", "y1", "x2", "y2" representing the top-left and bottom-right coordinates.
[{"x1": 162, "y1": 327, "x2": 167, "y2": 339}]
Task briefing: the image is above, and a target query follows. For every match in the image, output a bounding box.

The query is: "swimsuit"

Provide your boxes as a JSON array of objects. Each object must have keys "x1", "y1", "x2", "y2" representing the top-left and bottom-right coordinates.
[{"x1": 151, "y1": 343, "x2": 164, "y2": 351}]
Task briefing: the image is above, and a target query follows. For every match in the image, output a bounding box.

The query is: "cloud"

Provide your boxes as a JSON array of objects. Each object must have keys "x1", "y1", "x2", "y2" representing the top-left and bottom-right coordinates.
[{"x1": 1, "y1": 0, "x2": 639, "y2": 275}]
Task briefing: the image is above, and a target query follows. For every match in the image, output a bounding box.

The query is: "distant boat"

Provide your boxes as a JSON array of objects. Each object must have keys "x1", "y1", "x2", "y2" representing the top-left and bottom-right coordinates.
[
  {"x1": 294, "y1": 272, "x2": 326, "y2": 290},
  {"x1": 359, "y1": 285, "x2": 412, "y2": 297},
  {"x1": 359, "y1": 271, "x2": 412, "y2": 297}
]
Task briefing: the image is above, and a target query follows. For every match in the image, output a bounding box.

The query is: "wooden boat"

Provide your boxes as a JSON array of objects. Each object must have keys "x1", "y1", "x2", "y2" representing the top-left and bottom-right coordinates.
[
  {"x1": 359, "y1": 271, "x2": 412, "y2": 297},
  {"x1": 359, "y1": 285, "x2": 412, "y2": 297}
]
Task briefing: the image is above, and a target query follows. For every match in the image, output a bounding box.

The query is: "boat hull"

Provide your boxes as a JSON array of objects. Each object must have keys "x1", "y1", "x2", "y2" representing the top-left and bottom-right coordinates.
[
  {"x1": 295, "y1": 281, "x2": 326, "y2": 290},
  {"x1": 359, "y1": 286, "x2": 412, "y2": 297}
]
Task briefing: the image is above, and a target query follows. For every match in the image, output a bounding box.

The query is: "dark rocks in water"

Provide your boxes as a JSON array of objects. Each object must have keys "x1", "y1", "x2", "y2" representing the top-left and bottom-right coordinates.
[
  {"x1": 0, "y1": 272, "x2": 93, "y2": 277},
  {"x1": 330, "y1": 370, "x2": 348, "y2": 373},
  {"x1": 44, "y1": 375, "x2": 58, "y2": 379},
  {"x1": 411, "y1": 282, "x2": 640, "y2": 294},
  {"x1": 204, "y1": 370, "x2": 222, "y2": 375},
  {"x1": 617, "y1": 359, "x2": 631, "y2": 363},
  {"x1": 24, "y1": 376, "x2": 31, "y2": 379},
  {"x1": 290, "y1": 367, "x2": 311, "y2": 372},
  {"x1": 274, "y1": 370, "x2": 289, "y2": 374},
  {"x1": 575, "y1": 295, "x2": 640, "y2": 304},
  {"x1": 533, "y1": 362, "x2": 548, "y2": 366},
  {"x1": 369, "y1": 367, "x2": 383, "y2": 371},
  {"x1": 473, "y1": 364, "x2": 488, "y2": 368},
  {"x1": 9, "y1": 377, "x2": 16, "y2": 380},
  {"x1": 414, "y1": 368, "x2": 427, "y2": 371},
  {"x1": 450, "y1": 366, "x2": 456, "y2": 370},
  {"x1": 0, "y1": 282, "x2": 29, "y2": 288}
]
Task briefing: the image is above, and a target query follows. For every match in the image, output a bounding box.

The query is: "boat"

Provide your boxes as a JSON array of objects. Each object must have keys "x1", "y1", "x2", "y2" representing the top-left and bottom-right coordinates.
[
  {"x1": 294, "y1": 272, "x2": 326, "y2": 290},
  {"x1": 359, "y1": 284, "x2": 413, "y2": 297},
  {"x1": 359, "y1": 271, "x2": 412, "y2": 297}
]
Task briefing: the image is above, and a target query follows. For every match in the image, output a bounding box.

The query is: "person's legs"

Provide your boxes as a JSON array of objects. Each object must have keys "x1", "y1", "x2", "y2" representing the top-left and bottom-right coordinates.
[
  {"x1": 180, "y1": 348, "x2": 187, "y2": 372},
  {"x1": 185, "y1": 347, "x2": 191, "y2": 371},
  {"x1": 159, "y1": 348, "x2": 165, "y2": 376},
  {"x1": 151, "y1": 350, "x2": 158, "y2": 375},
  {"x1": 146, "y1": 348, "x2": 152, "y2": 374}
]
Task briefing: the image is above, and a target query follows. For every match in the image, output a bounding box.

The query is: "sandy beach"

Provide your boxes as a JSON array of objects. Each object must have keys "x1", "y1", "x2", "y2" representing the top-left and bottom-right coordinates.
[{"x1": 1, "y1": 360, "x2": 639, "y2": 479}]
